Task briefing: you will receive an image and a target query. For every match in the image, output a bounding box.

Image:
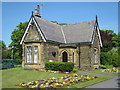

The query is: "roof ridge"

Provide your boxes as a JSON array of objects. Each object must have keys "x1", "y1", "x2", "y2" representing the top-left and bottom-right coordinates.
[
  {"x1": 34, "y1": 16, "x2": 60, "y2": 26},
  {"x1": 34, "y1": 16, "x2": 96, "y2": 27},
  {"x1": 62, "y1": 20, "x2": 96, "y2": 26},
  {"x1": 61, "y1": 26, "x2": 66, "y2": 43}
]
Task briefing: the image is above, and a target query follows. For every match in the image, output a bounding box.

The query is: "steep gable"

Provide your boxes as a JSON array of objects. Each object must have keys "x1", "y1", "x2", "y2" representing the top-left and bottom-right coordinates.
[
  {"x1": 24, "y1": 22, "x2": 43, "y2": 42},
  {"x1": 20, "y1": 16, "x2": 46, "y2": 44}
]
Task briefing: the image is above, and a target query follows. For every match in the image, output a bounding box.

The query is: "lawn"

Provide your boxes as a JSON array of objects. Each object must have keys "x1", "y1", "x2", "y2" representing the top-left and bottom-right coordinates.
[
  {"x1": 2, "y1": 68, "x2": 111, "y2": 88},
  {"x1": 81, "y1": 69, "x2": 119, "y2": 76}
]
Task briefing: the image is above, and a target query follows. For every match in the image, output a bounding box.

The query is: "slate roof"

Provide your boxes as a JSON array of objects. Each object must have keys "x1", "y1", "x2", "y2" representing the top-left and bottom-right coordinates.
[
  {"x1": 34, "y1": 16, "x2": 65, "y2": 43},
  {"x1": 34, "y1": 16, "x2": 96, "y2": 44}
]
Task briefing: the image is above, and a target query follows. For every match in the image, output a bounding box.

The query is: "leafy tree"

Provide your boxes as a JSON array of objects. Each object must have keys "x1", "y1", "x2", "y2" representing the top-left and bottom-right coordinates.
[
  {"x1": 100, "y1": 29, "x2": 120, "y2": 67},
  {"x1": 100, "y1": 47, "x2": 119, "y2": 67},
  {"x1": 112, "y1": 34, "x2": 120, "y2": 47},
  {"x1": 9, "y1": 22, "x2": 28, "y2": 64},
  {"x1": 100, "y1": 30, "x2": 116, "y2": 52},
  {"x1": 51, "y1": 21, "x2": 58, "y2": 24},
  {"x1": 0, "y1": 40, "x2": 9, "y2": 59},
  {"x1": 51, "y1": 21, "x2": 68, "y2": 25},
  {"x1": 0, "y1": 40, "x2": 6, "y2": 49},
  {"x1": 59, "y1": 23, "x2": 68, "y2": 25}
]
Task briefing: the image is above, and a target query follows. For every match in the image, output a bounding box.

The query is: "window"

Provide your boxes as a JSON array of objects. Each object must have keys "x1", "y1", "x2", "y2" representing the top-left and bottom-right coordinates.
[
  {"x1": 26, "y1": 46, "x2": 32, "y2": 63},
  {"x1": 94, "y1": 48, "x2": 98, "y2": 64},
  {"x1": 34, "y1": 46, "x2": 38, "y2": 63}
]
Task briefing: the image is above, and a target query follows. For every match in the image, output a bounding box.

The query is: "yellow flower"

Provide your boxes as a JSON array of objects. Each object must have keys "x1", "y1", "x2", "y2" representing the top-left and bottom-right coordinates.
[
  {"x1": 31, "y1": 85, "x2": 36, "y2": 88},
  {"x1": 35, "y1": 81, "x2": 38, "y2": 83}
]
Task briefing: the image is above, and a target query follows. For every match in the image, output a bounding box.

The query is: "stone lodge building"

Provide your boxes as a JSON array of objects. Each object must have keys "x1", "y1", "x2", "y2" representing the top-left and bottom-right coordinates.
[{"x1": 20, "y1": 6, "x2": 102, "y2": 70}]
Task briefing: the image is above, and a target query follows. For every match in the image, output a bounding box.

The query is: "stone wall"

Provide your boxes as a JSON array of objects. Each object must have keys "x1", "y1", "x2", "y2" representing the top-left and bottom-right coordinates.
[
  {"x1": 79, "y1": 45, "x2": 91, "y2": 68},
  {"x1": 58, "y1": 47, "x2": 76, "y2": 63},
  {"x1": 42, "y1": 42, "x2": 59, "y2": 63},
  {"x1": 90, "y1": 29, "x2": 101, "y2": 68},
  {"x1": 22, "y1": 22, "x2": 45, "y2": 69},
  {"x1": 22, "y1": 43, "x2": 44, "y2": 68},
  {"x1": 24, "y1": 23, "x2": 43, "y2": 42}
]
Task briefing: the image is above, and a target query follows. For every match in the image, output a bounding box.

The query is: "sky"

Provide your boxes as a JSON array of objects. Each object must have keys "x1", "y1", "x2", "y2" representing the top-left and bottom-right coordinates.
[{"x1": 2, "y1": 2, "x2": 118, "y2": 47}]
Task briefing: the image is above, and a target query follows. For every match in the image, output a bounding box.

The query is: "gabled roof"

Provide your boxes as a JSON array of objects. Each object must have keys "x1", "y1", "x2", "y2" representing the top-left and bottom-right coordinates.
[
  {"x1": 34, "y1": 16, "x2": 65, "y2": 43},
  {"x1": 20, "y1": 15, "x2": 102, "y2": 47},
  {"x1": 62, "y1": 20, "x2": 96, "y2": 43}
]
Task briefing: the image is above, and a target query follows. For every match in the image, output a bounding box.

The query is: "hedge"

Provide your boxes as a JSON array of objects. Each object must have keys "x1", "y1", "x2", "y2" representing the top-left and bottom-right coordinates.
[{"x1": 45, "y1": 62, "x2": 74, "y2": 72}]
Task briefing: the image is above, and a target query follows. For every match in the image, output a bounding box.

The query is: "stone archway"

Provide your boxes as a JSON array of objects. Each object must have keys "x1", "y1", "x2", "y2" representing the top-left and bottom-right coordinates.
[{"x1": 62, "y1": 51, "x2": 68, "y2": 62}]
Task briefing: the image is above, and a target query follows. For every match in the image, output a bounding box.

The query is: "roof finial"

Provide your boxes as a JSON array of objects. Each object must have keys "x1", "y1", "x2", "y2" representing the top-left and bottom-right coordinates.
[
  {"x1": 32, "y1": 11, "x2": 33, "y2": 16},
  {"x1": 96, "y1": 15, "x2": 98, "y2": 21}
]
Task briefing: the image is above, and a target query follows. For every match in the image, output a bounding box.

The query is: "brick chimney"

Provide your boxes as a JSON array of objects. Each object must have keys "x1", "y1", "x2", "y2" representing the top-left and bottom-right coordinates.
[{"x1": 34, "y1": 5, "x2": 41, "y2": 17}]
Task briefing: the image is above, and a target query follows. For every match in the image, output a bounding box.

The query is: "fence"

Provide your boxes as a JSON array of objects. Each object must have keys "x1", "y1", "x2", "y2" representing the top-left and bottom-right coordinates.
[{"x1": 0, "y1": 59, "x2": 16, "y2": 69}]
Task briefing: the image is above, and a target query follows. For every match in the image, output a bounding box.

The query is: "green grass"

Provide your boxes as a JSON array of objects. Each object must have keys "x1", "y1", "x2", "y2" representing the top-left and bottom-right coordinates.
[
  {"x1": 2, "y1": 68, "x2": 111, "y2": 88},
  {"x1": 81, "y1": 69, "x2": 119, "y2": 76}
]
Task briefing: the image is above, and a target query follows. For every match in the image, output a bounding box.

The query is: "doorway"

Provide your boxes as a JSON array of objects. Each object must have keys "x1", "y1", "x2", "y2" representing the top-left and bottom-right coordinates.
[{"x1": 62, "y1": 51, "x2": 68, "y2": 62}]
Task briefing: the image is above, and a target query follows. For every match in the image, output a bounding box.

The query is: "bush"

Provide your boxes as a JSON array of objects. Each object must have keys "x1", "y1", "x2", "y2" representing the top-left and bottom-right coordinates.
[
  {"x1": 15, "y1": 59, "x2": 22, "y2": 65},
  {"x1": 45, "y1": 62, "x2": 74, "y2": 72},
  {"x1": 99, "y1": 65, "x2": 106, "y2": 69},
  {"x1": 106, "y1": 65, "x2": 113, "y2": 69},
  {"x1": 100, "y1": 49, "x2": 120, "y2": 67},
  {"x1": 72, "y1": 68, "x2": 78, "y2": 73}
]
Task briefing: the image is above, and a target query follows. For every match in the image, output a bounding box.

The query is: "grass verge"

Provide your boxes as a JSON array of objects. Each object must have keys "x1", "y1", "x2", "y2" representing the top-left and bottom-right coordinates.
[
  {"x1": 81, "y1": 69, "x2": 119, "y2": 76},
  {"x1": 2, "y1": 68, "x2": 111, "y2": 88}
]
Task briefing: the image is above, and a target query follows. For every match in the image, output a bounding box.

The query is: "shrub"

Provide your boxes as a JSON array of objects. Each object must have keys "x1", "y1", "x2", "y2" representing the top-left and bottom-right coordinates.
[
  {"x1": 72, "y1": 68, "x2": 78, "y2": 73},
  {"x1": 106, "y1": 65, "x2": 113, "y2": 69},
  {"x1": 99, "y1": 65, "x2": 106, "y2": 69},
  {"x1": 45, "y1": 62, "x2": 74, "y2": 72}
]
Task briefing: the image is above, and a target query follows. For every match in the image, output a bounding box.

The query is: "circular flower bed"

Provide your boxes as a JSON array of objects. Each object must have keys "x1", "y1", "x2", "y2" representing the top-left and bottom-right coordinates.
[
  {"x1": 101, "y1": 68, "x2": 120, "y2": 73},
  {"x1": 17, "y1": 74, "x2": 98, "y2": 88}
]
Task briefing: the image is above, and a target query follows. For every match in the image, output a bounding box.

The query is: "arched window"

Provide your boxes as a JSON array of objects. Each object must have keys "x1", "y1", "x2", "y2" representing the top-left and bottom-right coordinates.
[
  {"x1": 94, "y1": 48, "x2": 98, "y2": 64},
  {"x1": 62, "y1": 51, "x2": 68, "y2": 62}
]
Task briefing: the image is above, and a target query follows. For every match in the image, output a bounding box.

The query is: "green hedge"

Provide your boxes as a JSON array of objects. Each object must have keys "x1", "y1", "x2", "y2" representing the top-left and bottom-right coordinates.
[{"x1": 45, "y1": 62, "x2": 74, "y2": 72}]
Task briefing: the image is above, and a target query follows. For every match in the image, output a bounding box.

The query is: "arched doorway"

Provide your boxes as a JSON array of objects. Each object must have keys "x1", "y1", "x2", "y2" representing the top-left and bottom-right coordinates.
[{"x1": 62, "y1": 51, "x2": 68, "y2": 62}]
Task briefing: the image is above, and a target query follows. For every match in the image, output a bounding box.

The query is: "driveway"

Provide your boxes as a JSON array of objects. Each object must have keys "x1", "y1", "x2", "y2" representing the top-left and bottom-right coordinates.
[{"x1": 78, "y1": 71, "x2": 119, "y2": 88}]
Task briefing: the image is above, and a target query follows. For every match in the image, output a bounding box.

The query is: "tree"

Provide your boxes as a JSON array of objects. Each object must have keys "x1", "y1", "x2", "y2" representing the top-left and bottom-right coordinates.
[
  {"x1": 51, "y1": 21, "x2": 58, "y2": 24},
  {"x1": 51, "y1": 21, "x2": 68, "y2": 25},
  {"x1": 100, "y1": 29, "x2": 120, "y2": 67},
  {"x1": 112, "y1": 34, "x2": 120, "y2": 47},
  {"x1": 100, "y1": 30, "x2": 116, "y2": 52},
  {"x1": 59, "y1": 23, "x2": 68, "y2": 25},
  {"x1": 0, "y1": 40, "x2": 6, "y2": 49},
  {"x1": 9, "y1": 22, "x2": 28, "y2": 64},
  {"x1": 100, "y1": 47, "x2": 120, "y2": 67},
  {"x1": 0, "y1": 40, "x2": 9, "y2": 59}
]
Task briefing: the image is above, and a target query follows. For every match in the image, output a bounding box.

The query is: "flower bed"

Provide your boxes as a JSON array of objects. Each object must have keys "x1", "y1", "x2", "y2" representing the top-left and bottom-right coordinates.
[
  {"x1": 17, "y1": 74, "x2": 98, "y2": 88},
  {"x1": 101, "y1": 68, "x2": 120, "y2": 73}
]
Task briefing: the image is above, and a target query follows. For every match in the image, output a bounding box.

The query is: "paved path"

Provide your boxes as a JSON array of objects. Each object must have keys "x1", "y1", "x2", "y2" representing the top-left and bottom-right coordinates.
[{"x1": 78, "y1": 71, "x2": 119, "y2": 88}]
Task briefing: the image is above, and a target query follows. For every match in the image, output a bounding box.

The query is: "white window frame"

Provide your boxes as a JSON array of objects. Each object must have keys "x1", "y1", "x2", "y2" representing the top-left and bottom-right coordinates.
[
  {"x1": 26, "y1": 46, "x2": 32, "y2": 63},
  {"x1": 33, "y1": 46, "x2": 38, "y2": 64}
]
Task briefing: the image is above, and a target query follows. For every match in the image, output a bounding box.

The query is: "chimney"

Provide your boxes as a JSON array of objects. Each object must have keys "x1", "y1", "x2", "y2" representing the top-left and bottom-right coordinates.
[{"x1": 34, "y1": 5, "x2": 41, "y2": 17}]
